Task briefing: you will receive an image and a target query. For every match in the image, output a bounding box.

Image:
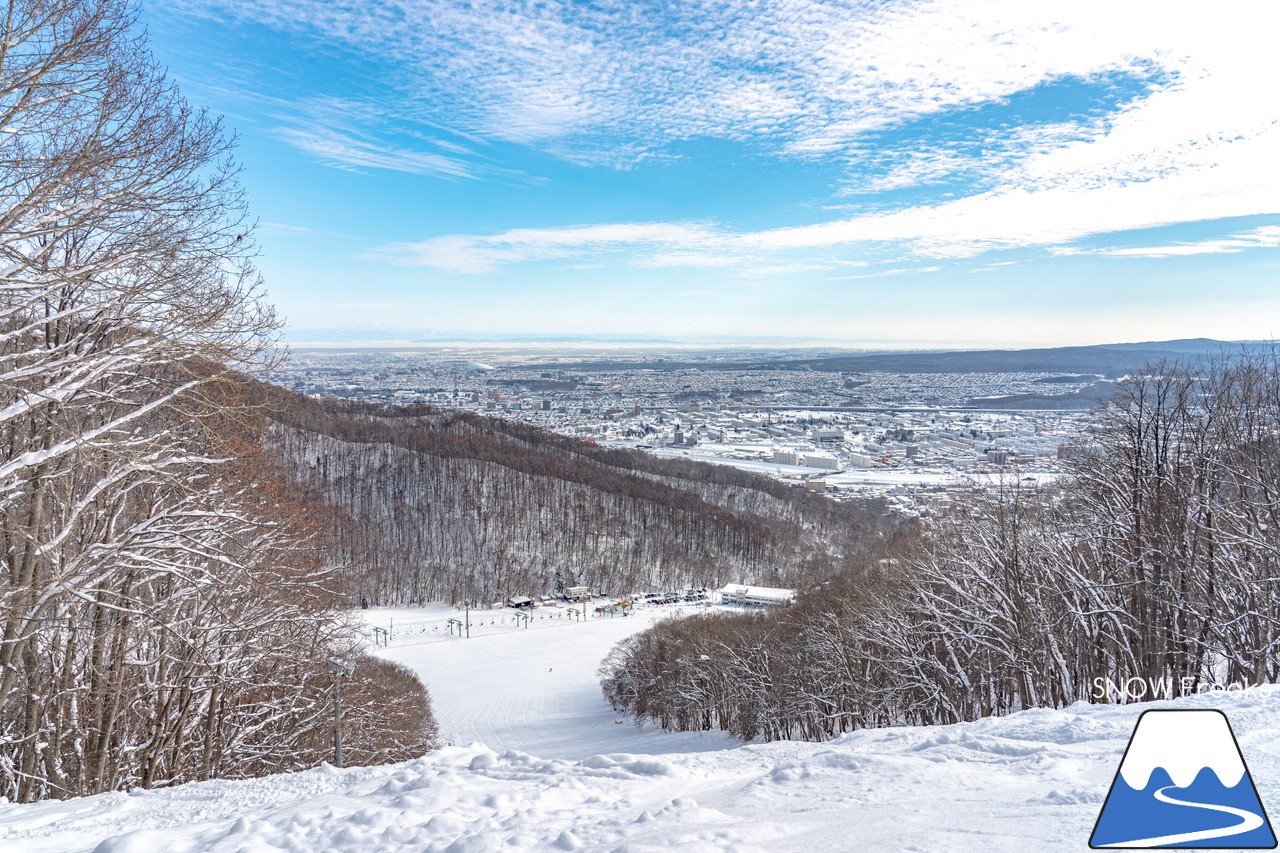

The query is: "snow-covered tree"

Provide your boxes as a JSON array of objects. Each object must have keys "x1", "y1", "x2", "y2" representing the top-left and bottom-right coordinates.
[
  {"x1": 603, "y1": 351, "x2": 1280, "y2": 741},
  {"x1": 0, "y1": 1, "x2": 435, "y2": 801}
]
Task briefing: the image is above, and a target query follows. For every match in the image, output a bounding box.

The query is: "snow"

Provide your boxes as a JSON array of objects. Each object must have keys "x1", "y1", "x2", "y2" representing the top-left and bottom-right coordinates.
[
  {"x1": 718, "y1": 584, "x2": 795, "y2": 605},
  {"x1": 6, "y1": 605, "x2": 1280, "y2": 852},
  {"x1": 824, "y1": 470, "x2": 1062, "y2": 488},
  {"x1": 641, "y1": 447, "x2": 815, "y2": 476},
  {"x1": 368, "y1": 602, "x2": 739, "y2": 758},
  {"x1": 633, "y1": 447, "x2": 1064, "y2": 489}
]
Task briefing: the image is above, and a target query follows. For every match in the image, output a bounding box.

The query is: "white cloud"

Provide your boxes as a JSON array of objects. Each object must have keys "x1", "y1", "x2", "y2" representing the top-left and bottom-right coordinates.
[
  {"x1": 365, "y1": 222, "x2": 731, "y2": 273},
  {"x1": 826, "y1": 266, "x2": 943, "y2": 281},
  {"x1": 1054, "y1": 226, "x2": 1280, "y2": 258},
  {"x1": 181, "y1": 0, "x2": 1280, "y2": 260},
  {"x1": 736, "y1": 263, "x2": 836, "y2": 278},
  {"x1": 750, "y1": 143, "x2": 1280, "y2": 258},
  {"x1": 273, "y1": 126, "x2": 482, "y2": 179},
  {"x1": 178, "y1": 0, "x2": 1193, "y2": 159},
  {"x1": 366, "y1": 148, "x2": 1280, "y2": 272},
  {"x1": 639, "y1": 252, "x2": 740, "y2": 268}
]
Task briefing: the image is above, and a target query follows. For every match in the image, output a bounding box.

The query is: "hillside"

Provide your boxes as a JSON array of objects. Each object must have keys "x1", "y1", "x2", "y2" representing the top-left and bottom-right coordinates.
[
  {"x1": 964, "y1": 380, "x2": 1115, "y2": 409},
  {"x1": 254, "y1": 387, "x2": 904, "y2": 605}
]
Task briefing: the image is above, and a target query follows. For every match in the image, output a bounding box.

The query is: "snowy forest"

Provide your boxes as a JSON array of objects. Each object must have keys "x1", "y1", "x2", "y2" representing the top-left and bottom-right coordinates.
[
  {"x1": 602, "y1": 352, "x2": 1280, "y2": 741},
  {"x1": 260, "y1": 388, "x2": 905, "y2": 606},
  {"x1": 0, "y1": 1, "x2": 435, "y2": 802}
]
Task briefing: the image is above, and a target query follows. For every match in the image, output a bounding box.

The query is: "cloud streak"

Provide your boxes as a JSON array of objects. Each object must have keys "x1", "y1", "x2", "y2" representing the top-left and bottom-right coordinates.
[
  {"x1": 175, "y1": 0, "x2": 1280, "y2": 264},
  {"x1": 366, "y1": 147, "x2": 1280, "y2": 273},
  {"x1": 179, "y1": 0, "x2": 1188, "y2": 163},
  {"x1": 273, "y1": 126, "x2": 483, "y2": 179},
  {"x1": 1055, "y1": 226, "x2": 1280, "y2": 258}
]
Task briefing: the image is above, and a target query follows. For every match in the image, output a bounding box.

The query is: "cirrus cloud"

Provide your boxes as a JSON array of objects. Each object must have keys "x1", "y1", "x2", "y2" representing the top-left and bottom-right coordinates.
[{"x1": 174, "y1": 0, "x2": 1280, "y2": 266}]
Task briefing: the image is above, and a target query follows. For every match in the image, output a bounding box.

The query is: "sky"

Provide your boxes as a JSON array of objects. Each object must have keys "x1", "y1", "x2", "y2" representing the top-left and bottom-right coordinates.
[{"x1": 141, "y1": 0, "x2": 1280, "y2": 347}]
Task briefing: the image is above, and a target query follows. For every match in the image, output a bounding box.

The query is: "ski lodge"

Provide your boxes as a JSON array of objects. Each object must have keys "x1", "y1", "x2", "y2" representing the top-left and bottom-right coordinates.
[{"x1": 717, "y1": 584, "x2": 795, "y2": 608}]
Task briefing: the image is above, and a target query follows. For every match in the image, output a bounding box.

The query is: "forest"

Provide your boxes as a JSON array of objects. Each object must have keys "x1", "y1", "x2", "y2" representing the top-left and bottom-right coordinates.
[
  {"x1": 255, "y1": 387, "x2": 906, "y2": 606},
  {"x1": 601, "y1": 352, "x2": 1280, "y2": 742}
]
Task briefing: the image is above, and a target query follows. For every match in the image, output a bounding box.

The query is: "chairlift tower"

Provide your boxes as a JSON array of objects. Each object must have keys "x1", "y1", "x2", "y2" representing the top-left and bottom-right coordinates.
[{"x1": 327, "y1": 654, "x2": 357, "y2": 768}]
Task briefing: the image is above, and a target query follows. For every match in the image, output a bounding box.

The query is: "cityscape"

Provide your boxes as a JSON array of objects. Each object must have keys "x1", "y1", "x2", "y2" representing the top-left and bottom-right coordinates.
[{"x1": 275, "y1": 345, "x2": 1097, "y2": 512}]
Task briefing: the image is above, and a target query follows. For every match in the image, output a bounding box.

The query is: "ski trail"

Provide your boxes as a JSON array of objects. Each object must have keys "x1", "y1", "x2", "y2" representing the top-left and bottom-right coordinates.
[{"x1": 1104, "y1": 785, "x2": 1264, "y2": 848}]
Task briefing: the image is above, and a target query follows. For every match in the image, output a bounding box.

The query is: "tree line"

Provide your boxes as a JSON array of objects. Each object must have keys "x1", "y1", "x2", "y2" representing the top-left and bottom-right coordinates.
[
  {"x1": 0, "y1": 0, "x2": 434, "y2": 802},
  {"x1": 601, "y1": 352, "x2": 1280, "y2": 740},
  {"x1": 256, "y1": 389, "x2": 905, "y2": 606}
]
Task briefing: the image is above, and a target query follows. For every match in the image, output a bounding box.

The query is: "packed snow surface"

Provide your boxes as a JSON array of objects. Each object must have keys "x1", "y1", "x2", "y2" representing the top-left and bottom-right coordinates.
[
  {"x1": 5, "y1": 602, "x2": 1280, "y2": 852},
  {"x1": 369, "y1": 603, "x2": 739, "y2": 758}
]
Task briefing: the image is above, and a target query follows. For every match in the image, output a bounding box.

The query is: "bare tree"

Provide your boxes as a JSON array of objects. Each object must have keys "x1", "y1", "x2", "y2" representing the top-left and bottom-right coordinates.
[
  {"x1": 602, "y1": 352, "x2": 1280, "y2": 742},
  {"x1": 0, "y1": 2, "x2": 436, "y2": 801}
]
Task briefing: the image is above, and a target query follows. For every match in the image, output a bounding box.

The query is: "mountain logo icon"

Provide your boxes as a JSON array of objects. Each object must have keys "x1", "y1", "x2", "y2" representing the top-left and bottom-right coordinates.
[{"x1": 1091, "y1": 709, "x2": 1276, "y2": 848}]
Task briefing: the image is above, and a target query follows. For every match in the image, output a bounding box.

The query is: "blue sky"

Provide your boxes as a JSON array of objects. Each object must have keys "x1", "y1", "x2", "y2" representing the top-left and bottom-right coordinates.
[{"x1": 143, "y1": 0, "x2": 1280, "y2": 346}]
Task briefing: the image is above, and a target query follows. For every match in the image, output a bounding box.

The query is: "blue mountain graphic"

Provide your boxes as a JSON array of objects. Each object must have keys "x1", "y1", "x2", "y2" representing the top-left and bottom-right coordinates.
[{"x1": 1092, "y1": 765, "x2": 1276, "y2": 848}]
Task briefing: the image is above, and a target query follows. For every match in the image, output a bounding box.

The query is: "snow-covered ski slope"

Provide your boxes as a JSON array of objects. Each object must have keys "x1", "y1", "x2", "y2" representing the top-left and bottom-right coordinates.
[
  {"x1": 372, "y1": 603, "x2": 739, "y2": 758},
  {"x1": 6, "y1": 603, "x2": 1280, "y2": 852}
]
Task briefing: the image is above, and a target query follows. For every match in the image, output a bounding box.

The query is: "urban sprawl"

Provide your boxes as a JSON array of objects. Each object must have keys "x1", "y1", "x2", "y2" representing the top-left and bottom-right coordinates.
[{"x1": 277, "y1": 347, "x2": 1102, "y2": 516}]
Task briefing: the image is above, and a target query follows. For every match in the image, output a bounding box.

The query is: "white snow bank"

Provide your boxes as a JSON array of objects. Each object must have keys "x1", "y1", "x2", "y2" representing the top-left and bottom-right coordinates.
[
  {"x1": 7, "y1": 689, "x2": 1280, "y2": 852},
  {"x1": 6, "y1": 603, "x2": 1280, "y2": 853}
]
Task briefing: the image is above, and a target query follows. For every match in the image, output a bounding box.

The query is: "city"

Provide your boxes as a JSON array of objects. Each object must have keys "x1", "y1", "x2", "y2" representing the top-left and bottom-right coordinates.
[{"x1": 274, "y1": 345, "x2": 1100, "y2": 513}]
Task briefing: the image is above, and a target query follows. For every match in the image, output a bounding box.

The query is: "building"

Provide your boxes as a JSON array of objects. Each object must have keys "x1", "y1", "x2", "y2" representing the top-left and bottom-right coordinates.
[
  {"x1": 565, "y1": 586, "x2": 590, "y2": 601},
  {"x1": 717, "y1": 584, "x2": 796, "y2": 608},
  {"x1": 772, "y1": 450, "x2": 799, "y2": 465},
  {"x1": 803, "y1": 453, "x2": 840, "y2": 470}
]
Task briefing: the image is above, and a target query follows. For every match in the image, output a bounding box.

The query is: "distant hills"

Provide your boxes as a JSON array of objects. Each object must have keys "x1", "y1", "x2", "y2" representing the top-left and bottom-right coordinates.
[
  {"x1": 282, "y1": 330, "x2": 1270, "y2": 380},
  {"x1": 777, "y1": 338, "x2": 1261, "y2": 376},
  {"x1": 524, "y1": 339, "x2": 1269, "y2": 377}
]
